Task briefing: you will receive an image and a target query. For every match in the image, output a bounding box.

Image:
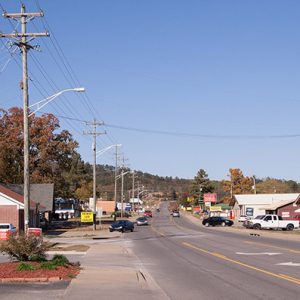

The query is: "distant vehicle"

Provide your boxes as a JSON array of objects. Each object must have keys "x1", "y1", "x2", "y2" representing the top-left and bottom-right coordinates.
[
  {"x1": 111, "y1": 211, "x2": 131, "y2": 218},
  {"x1": 238, "y1": 215, "x2": 249, "y2": 222},
  {"x1": 245, "y1": 214, "x2": 299, "y2": 231},
  {"x1": 144, "y1": 210, "x2": 153, "y2": 218},
  {"x1": 172, "y1": 211, "x2": 180, "y2": 217},
  {"x1": 202, "y1": 217, "x2": 233, "y2": 227},
  {"x1": 0, "y1": 223, "x2": 17, "y2": 240},
  {"x1": 136, "y1": 217, "x2": 149, "y2": 226},
  {"x1": 109, "y1": 220, "x2": 134, "y2": 232}
]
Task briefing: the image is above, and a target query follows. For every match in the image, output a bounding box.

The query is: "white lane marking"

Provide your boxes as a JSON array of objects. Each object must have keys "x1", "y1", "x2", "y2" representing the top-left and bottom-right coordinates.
[
  {"x1": 236, "y1": 252, "x2": 282, "y2": 256},
  {"x1": 276, "y1": 262, "x2": 300, "y2": 267}
]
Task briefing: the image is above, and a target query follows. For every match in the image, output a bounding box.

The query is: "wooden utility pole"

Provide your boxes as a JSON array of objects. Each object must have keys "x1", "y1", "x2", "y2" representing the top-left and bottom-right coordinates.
[
  {"x1": 0, "y1": 4, "x2": 49, "y2": 232},
  {"x1": 84, "y1": 119, "x2": 105, "y2": 230}
]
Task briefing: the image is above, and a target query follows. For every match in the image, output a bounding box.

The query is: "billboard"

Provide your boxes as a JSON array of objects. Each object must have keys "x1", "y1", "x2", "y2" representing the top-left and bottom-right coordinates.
[{"x1": 204, "y1": 193, "x2": 217, "y2": 203}]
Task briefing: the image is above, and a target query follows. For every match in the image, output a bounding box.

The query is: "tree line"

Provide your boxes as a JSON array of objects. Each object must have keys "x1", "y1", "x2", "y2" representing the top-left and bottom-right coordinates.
[{"x1": 1, "y1": 107, "x2": 300, "y2": 204}]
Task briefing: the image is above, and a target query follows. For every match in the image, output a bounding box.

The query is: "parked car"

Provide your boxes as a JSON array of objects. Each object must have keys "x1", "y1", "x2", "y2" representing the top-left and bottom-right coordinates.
[
  {"x1": 202, "y1": 217, "x2": 233, "y2": 227},
  {"x1": 245, "y1": 214, "x2": 299, "y2": 231},
  {"x1": 111, "y1": 211, "x2": 131, "y2": 218},
  {"x1": 109, "y1": 220, "x2": 134, "y2": 232},
  {"x1": 144, "y1": 210, "x2": 153, "y2": 218},
  {"x1": 0, "y1": 223, "x2": 17, "y2": 240},
  {"x1": 136, "y1": 217, "x2": 149, "y2": 226},
  {"x1": 172, "y1": 211, "x2": 180, "y2": 217},
  {"x1": 238, "y1": 215, "x2": 249, "y2": 222}
]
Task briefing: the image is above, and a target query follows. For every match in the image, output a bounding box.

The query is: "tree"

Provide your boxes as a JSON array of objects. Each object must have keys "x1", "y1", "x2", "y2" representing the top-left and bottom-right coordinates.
[
  {"x1": 190, "y1": 169, "x2": 214, "y2": 205},
  {"x1": 0, "y1": 107, "x2": 79, "y2": 197},
  {"x1": 222, "y1": 168, "x2": 253, "y2": 204}
]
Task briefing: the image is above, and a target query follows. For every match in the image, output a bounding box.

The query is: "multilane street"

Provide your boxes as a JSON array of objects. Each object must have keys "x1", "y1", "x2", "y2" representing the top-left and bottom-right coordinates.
[{"x1": 123, "y1": 202, "x2": 300, "y2": 300}]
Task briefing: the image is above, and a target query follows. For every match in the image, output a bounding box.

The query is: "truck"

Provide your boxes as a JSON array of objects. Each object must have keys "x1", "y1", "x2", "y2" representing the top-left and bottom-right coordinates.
[{"x1": 245, "y1": 214, "x2": 299, "y2": 231}]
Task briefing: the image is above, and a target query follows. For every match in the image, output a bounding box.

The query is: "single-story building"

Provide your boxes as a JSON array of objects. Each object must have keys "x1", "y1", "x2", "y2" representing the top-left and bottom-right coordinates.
[
  {"x1": 233, "y1": 193, "x2": 300, "y2": 220},
  {"x1": 262, "y1": 198, "x2": 300, "y2": 219},
  {"x1": 0, "y1": 184, "x2": 42, "y2": 231}
]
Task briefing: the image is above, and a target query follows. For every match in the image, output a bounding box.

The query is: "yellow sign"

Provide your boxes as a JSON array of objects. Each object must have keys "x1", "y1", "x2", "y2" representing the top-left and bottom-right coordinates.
[
  {"x1": 81, "y1": 212, "x2": 93, "y2": 223},
  {"x1": 210, "y1": 206, "x2": 222, "y2": 211}
]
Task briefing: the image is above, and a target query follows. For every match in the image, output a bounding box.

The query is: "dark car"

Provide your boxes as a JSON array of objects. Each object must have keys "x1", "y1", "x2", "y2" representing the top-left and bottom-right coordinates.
[
  {"x1": 202, "y1": 217, "x2": 233, "y2": 227},
  {"x1": 136, "y1": 217, "x2": 149, "y2": 226},
  {"x1": 109, "y1": 220, "x2": 134, "y2": 232},
  {"x1": 111, "y1": 211, "x2": 131, "y2": 218}
]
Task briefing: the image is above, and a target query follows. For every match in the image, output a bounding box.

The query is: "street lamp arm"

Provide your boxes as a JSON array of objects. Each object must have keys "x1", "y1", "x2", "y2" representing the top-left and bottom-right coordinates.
[
  {"x1": 28, "y1": 87, "x2": 85, "y2": 117},
  {"x1": 96, "y1": 144, "x2": 122, "y2": 157}
]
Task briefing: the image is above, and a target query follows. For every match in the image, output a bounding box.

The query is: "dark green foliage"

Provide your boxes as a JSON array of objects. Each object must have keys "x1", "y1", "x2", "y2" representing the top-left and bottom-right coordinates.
[
  {"x1": 0, "y1": 234, "x2": 51, "y2": 261},
  {"x1": 40, "y1": 261, "x2": 57, "y2": 270},
  {"x1": 17, "y1": 262, "x2": 36, "y2": 271},
  {"x1": 51, "y1": 254, "x2": 69, "y2": 266}
]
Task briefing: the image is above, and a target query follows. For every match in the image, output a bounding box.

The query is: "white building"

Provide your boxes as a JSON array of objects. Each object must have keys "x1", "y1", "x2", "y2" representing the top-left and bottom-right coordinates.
[{"x1": 233, "y1": 193, "x2": 300, "y2": 219}]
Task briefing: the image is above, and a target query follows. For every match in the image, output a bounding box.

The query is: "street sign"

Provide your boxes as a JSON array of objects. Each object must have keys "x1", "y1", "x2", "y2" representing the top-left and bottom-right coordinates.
[
  {"x1": 81, "y1": 211, "x2": 93, "y2": 223},
  {"x1": 204, "y1": 193, "x2": 217, "y2": 203}
]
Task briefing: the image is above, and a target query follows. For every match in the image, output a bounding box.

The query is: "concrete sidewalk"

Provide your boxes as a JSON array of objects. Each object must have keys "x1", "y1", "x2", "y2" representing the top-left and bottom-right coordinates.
[{"x1": 61, "y1": 239, "x2": 169, "y2": 300}]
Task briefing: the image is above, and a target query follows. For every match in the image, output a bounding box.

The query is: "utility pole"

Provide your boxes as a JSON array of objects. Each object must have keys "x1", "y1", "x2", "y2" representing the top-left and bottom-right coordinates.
[
  {"x1": 113, "y1": 144, "x2": 121, "y2": 221},
  {"x1": 252, "y1": 176, "x2": 257, "y2": 194},
  {"x1": 84, "y1": 119, "x2": 105, "y2": 230},
  {"x1": 0, "y1": 4, "x2": 49, "y2": 232}
]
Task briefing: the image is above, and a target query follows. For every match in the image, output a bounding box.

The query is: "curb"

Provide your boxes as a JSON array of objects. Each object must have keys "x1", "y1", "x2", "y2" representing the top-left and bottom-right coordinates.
[{"x1": 0, "y1": 276, "x2": 65, "y2": 283}]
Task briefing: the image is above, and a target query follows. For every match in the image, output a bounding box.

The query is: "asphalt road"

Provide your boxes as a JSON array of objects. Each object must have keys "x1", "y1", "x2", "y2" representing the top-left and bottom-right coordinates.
[{"x1": 124, "y1": 202, "x2": 300, "y2": 300}]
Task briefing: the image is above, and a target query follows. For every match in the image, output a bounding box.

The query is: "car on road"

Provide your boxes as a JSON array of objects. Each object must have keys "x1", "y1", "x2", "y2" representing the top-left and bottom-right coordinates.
[
  {"x1": 238, "y1": 215, "x2": 249, "y2": 222},
  {"x1": 172, "y1": 211, "x2": 180, "y2": 217},
  {"x1": 109, "y1": 220, "x2": 134, "y2": 232},
  {"x1": 144, "y1": 210, "x2": 153, "y2": 218},
  {"x1": 136, "y1": 217, "x2": 149, "y2": 226},
  {"x1": 202, "y1": 217, "x2": 233, "y2": 227},
  {"x1": 111, "y1": 211, "x2": 131, "y2": 218}
]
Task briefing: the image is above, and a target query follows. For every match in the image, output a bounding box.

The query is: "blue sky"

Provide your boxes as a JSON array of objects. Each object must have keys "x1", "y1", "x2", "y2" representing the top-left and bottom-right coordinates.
[{"x1": 1, "y1": 0, "x2": 300, "y2": 181}]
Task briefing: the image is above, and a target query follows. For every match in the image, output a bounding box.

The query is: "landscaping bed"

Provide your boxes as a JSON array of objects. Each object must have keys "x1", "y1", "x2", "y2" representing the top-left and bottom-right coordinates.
[{"x1": 0, "y1": 261, "x2": 80, "y2": 282}]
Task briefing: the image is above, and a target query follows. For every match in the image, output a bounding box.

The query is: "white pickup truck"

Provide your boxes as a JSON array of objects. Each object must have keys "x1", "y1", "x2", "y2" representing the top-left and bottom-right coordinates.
[{"x1": 246, "y1": 214, "x2": 299, "y2": 231}]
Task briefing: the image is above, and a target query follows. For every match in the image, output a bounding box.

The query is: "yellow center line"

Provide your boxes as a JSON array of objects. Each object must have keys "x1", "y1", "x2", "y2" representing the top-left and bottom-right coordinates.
[
  {"x1": 150, "y1": 224, "x2": 165, "y2": 237},
  {"x1": 182, "y1": 242, "x2": 300, "y2": 286},
  {"x1": 245, "y1": 240, "x2": 300, "y2": 254}
]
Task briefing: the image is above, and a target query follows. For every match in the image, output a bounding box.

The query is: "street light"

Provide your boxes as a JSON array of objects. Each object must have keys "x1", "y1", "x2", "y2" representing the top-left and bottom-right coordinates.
[
  {"x1": 28, "y1": 87, "x2": 85, "y2": 117},
  {"x1": 93, "y1": 144, "x2": 121, "y2": 228},
  {"x1": 23, "y1": 87, "x2": 85, "y2": 232}
]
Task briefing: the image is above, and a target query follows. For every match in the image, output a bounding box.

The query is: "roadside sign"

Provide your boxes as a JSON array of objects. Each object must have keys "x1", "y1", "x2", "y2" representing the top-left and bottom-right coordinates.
[
  {"x1": 204, "y1": 193, "x2": 217, "y2": 203},
  {"x1": 81, "y1": 211, "x2": 93, "y2": 223}
]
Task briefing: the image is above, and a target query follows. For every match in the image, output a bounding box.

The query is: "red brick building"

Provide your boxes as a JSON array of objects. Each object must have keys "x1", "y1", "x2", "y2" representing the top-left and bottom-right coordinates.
[{"x1": 0, "y1": 184, "x2": 40, "y2": 232}]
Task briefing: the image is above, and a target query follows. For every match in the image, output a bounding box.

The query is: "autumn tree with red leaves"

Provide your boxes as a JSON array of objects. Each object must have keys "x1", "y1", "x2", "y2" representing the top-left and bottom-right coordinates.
[{"x1": 0, "y1": 107, "x2": 81, "y2": 197}]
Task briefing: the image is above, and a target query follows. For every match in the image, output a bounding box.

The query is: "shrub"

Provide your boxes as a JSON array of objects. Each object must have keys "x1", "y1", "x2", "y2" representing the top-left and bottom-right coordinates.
[
  {"x1": 0, "y1": 234, "x2": 51, "y2": 261},
  {"x1": 17, "y1": 262, "x2": 36, "y2": 271},
  {"x1": 40, "y1": 261, "x2": 57, "y2": 270},
  {"x1": 51, "y1": 254, "x2": 69, "y2": 267}
]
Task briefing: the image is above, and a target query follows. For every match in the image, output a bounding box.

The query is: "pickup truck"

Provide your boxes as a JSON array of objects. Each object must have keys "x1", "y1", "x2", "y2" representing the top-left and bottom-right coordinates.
[{"x1": 245, "y1": 214, "x2": 299, "y2": 231}]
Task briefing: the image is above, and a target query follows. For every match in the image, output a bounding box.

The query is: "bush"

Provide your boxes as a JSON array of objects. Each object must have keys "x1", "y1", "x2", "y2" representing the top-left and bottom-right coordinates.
[
  {"x1": 51, "y1": 254, "x2": 69, "y2": 266},
  {"x1": 0, "y1": 234, "x2": 51, "y2": 261},
  {"x1": 40, "y1": 261, "x2": 57, "y2": 270},
  {"x1": 17, "y1": 262, "x2": 36, "y2": 271}
]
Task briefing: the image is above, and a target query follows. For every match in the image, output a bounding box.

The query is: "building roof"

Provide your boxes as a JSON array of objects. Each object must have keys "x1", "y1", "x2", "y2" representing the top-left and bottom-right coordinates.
[
  {"x1": 6, "y1": 184, "x2": 53, "y2": 211},
  {"x1": 234, "y1": 193, "x2": 300, "y2": 206},
  {"x1": 0, "y1": 184, "x2": 42, "y2": 209},
  {"x1": 259, "y1": 199, "x2": 296, "y2": 210}
]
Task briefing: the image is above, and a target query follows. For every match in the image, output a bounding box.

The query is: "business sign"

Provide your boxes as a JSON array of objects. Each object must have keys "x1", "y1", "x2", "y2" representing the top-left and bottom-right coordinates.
[
  {"x1": 210, "y1": 206, "x2": 222, "y2": 211},
  {"x1": 81, "y1": 211, "x2": 93, "y2": 223},
  {"x1": 204, "y1": 193, "x2": 217, "y2": 203},
  {"x1": 245, "y1": 207, "x2": 254, "y2": 217}
]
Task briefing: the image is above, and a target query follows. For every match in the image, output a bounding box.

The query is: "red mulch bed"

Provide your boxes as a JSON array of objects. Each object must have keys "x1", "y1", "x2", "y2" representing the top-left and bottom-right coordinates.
[{"x1": 0, "y1": 262, "x2": 80, "y2": 281}]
